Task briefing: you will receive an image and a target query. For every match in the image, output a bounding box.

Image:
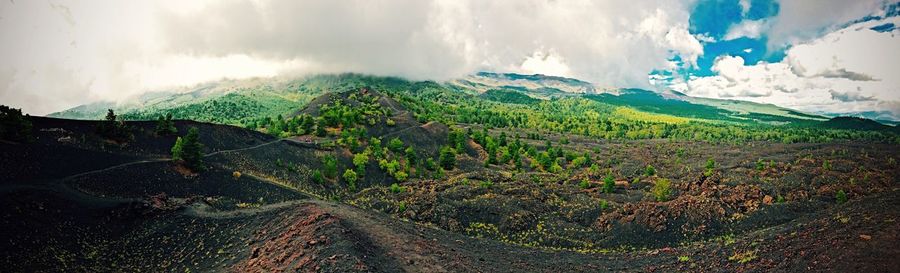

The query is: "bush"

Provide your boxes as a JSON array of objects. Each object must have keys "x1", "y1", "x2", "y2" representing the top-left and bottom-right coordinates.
[
  {"x1": 599, "y1": 199, "x2": 609, "y2": 210},
  {"x1": 603, "y1": 173, "x2": 615, "y2": 193},
  {"x1": 579, "y1": 179, "x2": 591, "y2": 189},
  {"x1": 343, "y1": 169, "x2": 358, "y2": 190},
  {"x1": 171, "y1": 127, "x2": 204, "y2": 171},
  {"x1": 155, "y1": 113, "x2": 178, "y2": 136},
  {"x1": 352, "y1": 153, "x2": 369, "y2": 175},
  {"x1": 652, "y1": 178, "x2": 672, "y2": 201},
  {"x1": 322, "y1": 155, "x2": 338, "y2": 178},
  {"x1": 836, "y1": 190, "x2": 848, "y2": 204},
  {"x1": 232, "y1": 171, "x2": 241, "y2": 179},
  {"x1": 394, "y1": 170, "x2": 408, "y2": 182},
  {"x1": 549, "y1": 162, "x2": 564, "y2": 173},
  {"x1": 96, "y1": 109, "x2": 132, "y2": 142},
  {"x1": 388, "y1": 137, "x2": 404, "y2": 152},
  {"x1": 755, "y1": 159, "x2": 765, "y2": 171},
  {"x1": 479, "y1": 180, "x2": 494, "y2": 189},
  {"x1": 389, "y1": 183, "x2": 405, "y2": 193},
  {"x1": 439, "y1": 146, "x2": 457, "y2": 170},
  {"x1": 704, "y1": 159, "x2": 716, "y2": 176},
  {"x1": 645, "y1": 165, "x2": 656, "y2": 176},
  {"x1": 312, "y1": 170, "x2": 325, "y2": 184},
  {"x1": 0, "y1": 105, "x2": 32, "y2": 142}
]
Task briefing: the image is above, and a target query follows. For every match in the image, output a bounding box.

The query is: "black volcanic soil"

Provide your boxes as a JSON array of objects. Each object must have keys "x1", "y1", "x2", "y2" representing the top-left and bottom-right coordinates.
[{"x1": 2, "y1": 102, "x2": 899, "y2": 272}]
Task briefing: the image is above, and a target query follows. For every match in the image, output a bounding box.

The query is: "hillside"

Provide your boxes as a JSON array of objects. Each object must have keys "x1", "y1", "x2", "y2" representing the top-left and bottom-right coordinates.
[{"x1": 3, "y1": 86, "x2": 900, "y2": 271}]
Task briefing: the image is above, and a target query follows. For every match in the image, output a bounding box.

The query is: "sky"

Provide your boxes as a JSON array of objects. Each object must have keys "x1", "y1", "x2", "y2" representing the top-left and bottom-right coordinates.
[{"x1": 0, "y1": 0, "x2": 898, "y2": 120}]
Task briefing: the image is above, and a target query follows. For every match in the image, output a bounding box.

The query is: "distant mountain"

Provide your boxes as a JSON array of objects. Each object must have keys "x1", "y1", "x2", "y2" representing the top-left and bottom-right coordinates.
[
  {"x1": 820, "y1": 116, "x2": 899, "y2": 132},
  {"x1": 452, "y1": 72, "x2": 827, "y2": 125},
  {"x1": 447, "y1": 72, "x2": 598, "y2": 97},
  {"x1": 818, "y1": 110, "x2": 899, "y2": 126},
  {"x1": 51, "y1": 72, "x2": 895, "y2": 130}
]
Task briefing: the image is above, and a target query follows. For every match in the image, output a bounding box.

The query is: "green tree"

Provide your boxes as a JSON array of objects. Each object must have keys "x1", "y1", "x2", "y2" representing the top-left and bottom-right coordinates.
[
  {"x1": 311, "y1": 170, "x2": 325, "y2": 184},
  {"x1": 836, "y1": 190, "x2": 848, "y2": 204},
  {"x1": 315, "y1": 118, "x2": 327, "y2": 137},
  {"x1": 322, "y1": 155, "x2": 338, "y2": 178},
  {"x1": 652, "y1": 178, "x2": 673, "y2": 201},
  {"x1": 343, "y1": 169, "x2": 358, "y2": 190},
  {"x1": 394, "y1": 170, "x2": 408, "y2": 182},
  {"x1": 603, "y1": 173, "x2": 615, "y2": 193},
  {"x1": 353, "y1": 152, "x2": 369, "y2": 175},
  {"x1": 439, "y1": 145, "x2": 456, "y2": 170},
  {"x1": 0, "y1": 105, "x2": 32, "y2": 142},
  {"x1": 172, "y1": 127, "x2": 204, "y2": 171},
  {"x1": 645, "y1": 165, "x2": 656, "y2": 176},
  {"x1": 404, "y1": 146, "x2": 417, "y2": 165},
  {"x1": 704, "y1": 159, "x2": 716, "y2": 176},
  {"x1": 579, "y1": 179, "x2": 592, "y2": 189},
  {"x1": 388, "y1": 137, "x2": 404, "y2": 152},
  {"x1": 171, "y1": 137, "x2": 183, "y2": 160},
  {"x1": 96, "y1": 109, "x2": 132, "y2": 142},
  {"x1": 155, "y1": 113, "x2": 178, "y2": 136}
]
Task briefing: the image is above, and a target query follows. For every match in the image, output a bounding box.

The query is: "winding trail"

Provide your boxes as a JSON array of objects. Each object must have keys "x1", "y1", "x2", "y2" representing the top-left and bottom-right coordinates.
[{"x1": 2, "y1": 138, "x2": 323, "y2": 207}]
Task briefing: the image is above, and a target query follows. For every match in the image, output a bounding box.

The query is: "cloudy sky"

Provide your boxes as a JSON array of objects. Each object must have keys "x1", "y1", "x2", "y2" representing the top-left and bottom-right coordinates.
[{"x1": 1, "y1": 0, "x2": 898, "y2": 119}]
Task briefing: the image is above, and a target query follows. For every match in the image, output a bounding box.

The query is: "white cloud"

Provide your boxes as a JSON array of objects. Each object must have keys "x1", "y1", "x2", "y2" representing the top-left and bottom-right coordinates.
[
  {"x1": 724, "y1": 19, "x2": 769, "y2": 40},
  {"x1": 682, "y1": 16, "x2": 900, "y2": 119},
  {"x1": 519, "y1": 50, "x2": 573, "y2": 77},
  {"x1": 767, "y1": 0, "x2": 890, "y2": 49},
  {"x1": 0, "y1": 0, "x2": 703, "y2": 115},
  {"x1": 739, "y1": 0, "x2": 752, "y2": 16}
]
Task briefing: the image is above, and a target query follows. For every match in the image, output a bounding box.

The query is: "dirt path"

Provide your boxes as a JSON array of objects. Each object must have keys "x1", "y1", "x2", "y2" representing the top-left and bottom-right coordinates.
[
  {"x1": 378, "y1": 122, "x2": 428, "y2": 138},
  {"x1": 59, "y1": 138, "x2": 303, "y2": 182},
  {"x1": 305, "y1": 199, "x2": 457, "y2": 272},
  {"x1": 183, "y1": 200, "x2": 307, "y2": 219}
]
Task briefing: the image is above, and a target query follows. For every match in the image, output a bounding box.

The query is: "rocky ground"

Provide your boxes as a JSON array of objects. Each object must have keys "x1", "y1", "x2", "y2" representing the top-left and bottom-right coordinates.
[{"x1": 1, "y1": 107, "x2": 898, "y2": 272}]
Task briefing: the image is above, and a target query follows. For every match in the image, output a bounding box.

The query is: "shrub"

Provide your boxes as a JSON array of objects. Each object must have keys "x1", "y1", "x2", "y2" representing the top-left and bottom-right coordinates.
[
  {"x1": 388, "y1": 137, "x2": 404, "y2": 152},
  {"x1": 645, "y1": 165, "x2": 656, "y2": 176},
  {"x1": 389, "y1": 183, "x2": 406, "y2": 193},
  {"x1": 599, "y1": 199, "x2": 609, "y2": 210},
  {"x1": 836, "y1": 190, "x2": 848, "y2": 204},
  {"x1": 343, "y1": 169, "x2": 358, "y2": 190},
  {"x1": 0, "y1": 105, "x2": 32, "y2": 142},
  {"x1": 394, "y1": 170, "x2": 408, "y2": 182},
  {"x1": 579, "y1": 179, "x2": 591, "y2": 189},
  {"x1": 405, "y1": 146, "x2": 417, "y2": 165},
  {"x1": 704, "y1": 159, "x2": 716, "y2": 176},
  {"x1": 352, "y1": 152, "x2": 369, "y2": 175},
  {"x1": 479, "y1": 180, "x2": 494, "y2": 189},
  {"x1": 312, "y1": 170, "x2": 325, "y2": 184},
  {"x1": 232, "y1": 171, "x2": 241, "y2": 179},
  {"x1": 439, "y1": 146, "x2": 456, "y2": 170},
  {"x1": 755, "y1": 159, "x2": 765, "y2": 171},
  {"x1": 652, "y1": 178, "x2": 672, "y2": 201},
  {"x1": 172, "y1": 127, "x2": 204, "y2": 171},
  {"x1": 155, "y1": 113, "x2": 178, "y2": 136},
  {"x1": 96, "y1": 109, "x2": 132, "y2": 142},
  {"x1": 549, "y1": 162, "x2": 564, "y2": 173},
  {"x1": 322, "y1": 155, "x2": 338, "y2": 178},
  {"x1": 603, "y1": 173, "x2": 615, "y2": 193},
  {"x1": 385, "y1": 118, "x2": 396, "y2": 126}
]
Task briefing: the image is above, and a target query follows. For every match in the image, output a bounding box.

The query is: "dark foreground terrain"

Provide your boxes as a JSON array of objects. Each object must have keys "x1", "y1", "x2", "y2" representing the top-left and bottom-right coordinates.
[{"x1": 2, "y1": 93, "x2": 899, "y2": 272}]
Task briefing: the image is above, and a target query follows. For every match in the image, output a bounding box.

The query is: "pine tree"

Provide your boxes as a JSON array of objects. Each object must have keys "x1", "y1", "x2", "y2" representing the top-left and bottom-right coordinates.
[
  {"x1": 171, "y1": 137, "x2": 184, "y2": 160},
  {"x1": 172, "y1": 127, "x2": 204, "y2": 171},
  {"x1": 155, "y1": 113, "x2": 177, "y2": 136},
  {"x1": 343, "y1": 169, "x2": 358, "y2": 190},
  {"x1": 404, "y1": 146, "x2": 417, "y2": 165},
  {"x1": 439, "y1": 145, "x2": 456, "y2": 170},
  {"x1": 0, "y1": 105, "x2": 32, "y2": 142}
]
